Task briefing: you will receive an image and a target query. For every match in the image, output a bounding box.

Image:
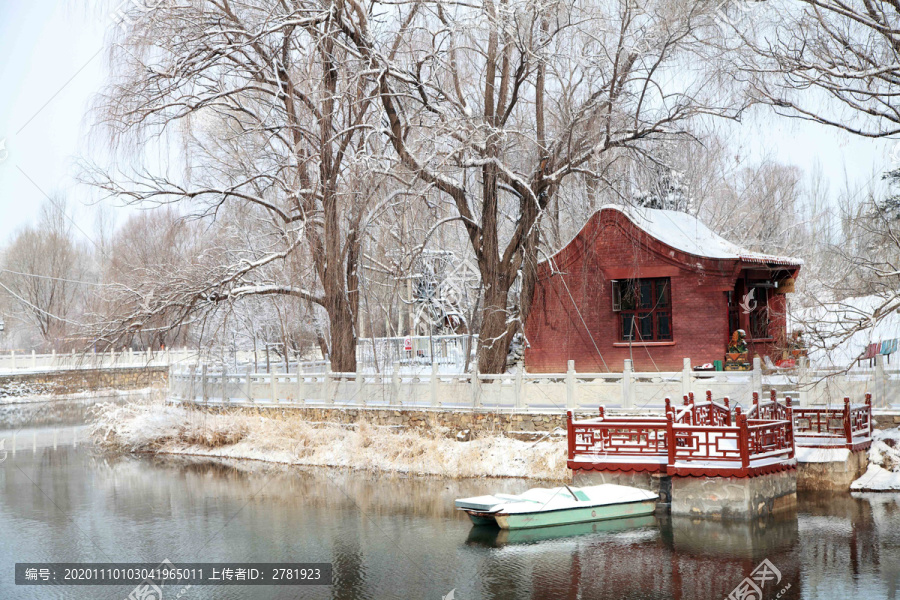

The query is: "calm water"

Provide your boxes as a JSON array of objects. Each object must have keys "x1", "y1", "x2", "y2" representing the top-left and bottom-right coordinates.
[{"x1": 1, "y1": 400, "x2": 899, "y2": 599}]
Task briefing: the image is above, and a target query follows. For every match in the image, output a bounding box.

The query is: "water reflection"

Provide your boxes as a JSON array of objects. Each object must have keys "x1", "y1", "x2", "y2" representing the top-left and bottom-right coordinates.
[
  {"x1": 0, "y1": 396, "x2": 129, "y2": 430},
  {"x1": 1, "y1": 404, "x2": 900, "y2": 599},
  {"x1": 466, "y1": 515, "x2": 658, "y2": 547}
]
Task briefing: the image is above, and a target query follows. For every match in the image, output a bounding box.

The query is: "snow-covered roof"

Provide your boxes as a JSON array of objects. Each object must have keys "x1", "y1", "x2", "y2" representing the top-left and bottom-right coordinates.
[{"x1": 547, "y1": 205, "x2": 802, "y2": 266}]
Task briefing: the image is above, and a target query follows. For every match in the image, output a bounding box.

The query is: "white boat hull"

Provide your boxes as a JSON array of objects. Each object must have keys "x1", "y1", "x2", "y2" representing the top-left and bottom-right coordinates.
[{"x1": 457, "y1": 484, "x2": 659, "y2": 530}]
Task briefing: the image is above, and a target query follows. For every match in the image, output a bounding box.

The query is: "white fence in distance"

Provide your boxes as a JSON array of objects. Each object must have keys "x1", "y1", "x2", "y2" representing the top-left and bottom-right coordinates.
[
  {"x1": 0, "y1": 349, "x2": 204, "y2": 373},
  {"x1": 0, "y1": 349, "x2": 334, "y2": 374},
  {"x1": 356, "y1": 334, "x2": 473, "y2": 372},
  {"x1": 170, "y1": 357, "x2": 899, "y2": 413}
]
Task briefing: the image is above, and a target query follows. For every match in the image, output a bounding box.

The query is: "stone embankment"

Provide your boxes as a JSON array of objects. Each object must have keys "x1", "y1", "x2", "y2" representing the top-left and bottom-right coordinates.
[
  {"x1": 199, "y1": 405, "x2": 567, "y2": 440},
  {"x1": 0, "y1": 367, "x2": 168, "y2": 400}
]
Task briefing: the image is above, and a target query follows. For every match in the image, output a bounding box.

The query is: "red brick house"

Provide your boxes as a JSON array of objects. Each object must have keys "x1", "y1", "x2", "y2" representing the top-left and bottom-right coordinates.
[{"x1": 524, "y1": 205, "x2": 802, "y2": 372}]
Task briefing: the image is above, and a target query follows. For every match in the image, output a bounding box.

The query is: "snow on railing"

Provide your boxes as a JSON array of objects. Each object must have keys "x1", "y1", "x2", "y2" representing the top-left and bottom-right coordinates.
[
  {"x1": 0, "y1": 349, "x2": 201, "y2": 373},
  {"x1": 566, "y1": 396, "x2": 796, "y2": 478},
  {"x1": 793, "y1": 394, "x2": 873, "y2": 451}
]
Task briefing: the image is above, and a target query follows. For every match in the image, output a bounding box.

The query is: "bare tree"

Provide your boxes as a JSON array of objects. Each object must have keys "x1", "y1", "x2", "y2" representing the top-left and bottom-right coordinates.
[
  {"x1": 736, "y1": 0, "x2": 900, "y2": 362},
  {"x1": 88, "y1": 0, "x2": 395, "y2": 371},
  {"x1": 745, "y1": 0, "x2": 900, "y2": 137},
  {"x1": 368, "y1": 0, "x2": 746, "y2": 372},
  {"x1": 0, "y1": 199, "x2": 89, "y2": 350}
]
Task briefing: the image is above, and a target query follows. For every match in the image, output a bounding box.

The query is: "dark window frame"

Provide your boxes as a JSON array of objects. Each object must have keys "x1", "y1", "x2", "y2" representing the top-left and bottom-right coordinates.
[{"x1": 616, "y1": 278, "x2": 673, "y2": 342}]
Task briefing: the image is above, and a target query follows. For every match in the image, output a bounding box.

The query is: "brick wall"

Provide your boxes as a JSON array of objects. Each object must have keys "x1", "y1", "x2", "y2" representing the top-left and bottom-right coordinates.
[
  {"x1": 0, "y1": 367, "x2": 168, "y2": 398},
  {"x1": 525, "y1": 209, "x2": 741, "y2": 372}
]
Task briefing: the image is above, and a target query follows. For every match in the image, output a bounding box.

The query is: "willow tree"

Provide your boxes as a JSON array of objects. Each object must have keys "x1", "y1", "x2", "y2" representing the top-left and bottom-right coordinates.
[
  {"x1": 366, "y1": 0, "x2": 744, "y2": 372},
  {"x1": 739, "y1": 0, "x2": 900, "y2": 356},
  {"x1": 746, "y1": 0, "x2": 900, "y2": 137},
  {"x1": 90, "y1": 0, "x2": 390, "y2": 371}
]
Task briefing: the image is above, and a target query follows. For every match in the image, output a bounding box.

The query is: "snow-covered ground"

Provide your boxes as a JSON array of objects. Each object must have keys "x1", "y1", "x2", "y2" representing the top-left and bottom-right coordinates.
[
  {"x1": 91, "y1": 401, "x2": 569, "y2": 481},
  {"x1": 795, "y1": 447, "x2": 851, "y2": 463},
  {"x1": 851, "y1": 428, "x2": 900, "y2": 492}
]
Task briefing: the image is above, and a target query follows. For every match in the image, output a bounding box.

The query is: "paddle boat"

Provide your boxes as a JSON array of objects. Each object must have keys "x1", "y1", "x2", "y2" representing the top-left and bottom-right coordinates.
[
  {"x1": 455, "y1": 483, "x2": 658, "y2": 530},
  {"x1": 465, "y1": 514, "x2": 658, "y2": 546}
]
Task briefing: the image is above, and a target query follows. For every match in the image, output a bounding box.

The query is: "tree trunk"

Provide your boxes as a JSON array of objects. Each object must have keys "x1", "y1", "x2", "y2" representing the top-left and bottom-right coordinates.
[
  {"x1": 326, "y1": 293, "x2": 357, "y2": 373},
  {"x1": 476, "y1": 279, "x2": 514, "y2": 374}
]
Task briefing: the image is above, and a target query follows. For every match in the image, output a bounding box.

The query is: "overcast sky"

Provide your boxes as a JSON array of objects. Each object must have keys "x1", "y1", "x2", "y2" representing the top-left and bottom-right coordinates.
[{"x1": 0, "y1": 1, "x2": 897, "y2": 247}]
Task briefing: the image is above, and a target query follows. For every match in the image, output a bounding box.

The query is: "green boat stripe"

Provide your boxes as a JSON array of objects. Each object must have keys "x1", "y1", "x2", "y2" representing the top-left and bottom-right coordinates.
[
  {"x1": 496, "y1": 500, "x2": 657, "y2": 530},
  {"x1": 497, "y1": 497, "x2": 655, "y2": 517}
]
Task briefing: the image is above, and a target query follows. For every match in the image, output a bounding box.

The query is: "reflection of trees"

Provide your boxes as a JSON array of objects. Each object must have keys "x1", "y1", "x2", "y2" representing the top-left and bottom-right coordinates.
[
  {"x1": 4, "y1": 446, "x2": 82, "y2": 525},
  {"x1": 0, "y1": 399, "x2": 111, "y2": 430},
  {"x1": 800, "y1": 492, "x2": 899, "y2": 598},
  {"x1": 332, "y1": 537, "x2": 366, "y2": 600}
]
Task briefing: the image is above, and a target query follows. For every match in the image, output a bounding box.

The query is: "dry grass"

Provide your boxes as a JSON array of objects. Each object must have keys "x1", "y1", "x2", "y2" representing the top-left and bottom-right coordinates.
[{"x1": 91, "y1": 401, "x2": 569, "y2": 481}]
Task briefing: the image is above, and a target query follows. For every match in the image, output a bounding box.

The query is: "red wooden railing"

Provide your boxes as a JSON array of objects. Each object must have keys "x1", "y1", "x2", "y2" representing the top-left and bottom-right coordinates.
[
  {"x1": 747, "y1": 389, "x2": 793, "y2": 422},
  {"x1": 792, "y1": 393, "x2": 872, "y2": 451},
  {"x1": 566, "y1": 392, "x2": 795, "y2": 478}
]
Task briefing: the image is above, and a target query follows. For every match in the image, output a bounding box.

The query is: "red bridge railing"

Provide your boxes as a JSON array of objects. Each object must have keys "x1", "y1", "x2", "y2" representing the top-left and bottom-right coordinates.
[
  {"x1": 567, "y1": 391, "x2": 795, "y2": 478},
  {"x1": 747, "y1": 390, "x2": 792, "y2": 421},
  {"x1": 792, "y1": 393, "x2": 872, "y2": 451},
  {"x1": 568, "y1": 390, "x2": 873, "y2": 478}
]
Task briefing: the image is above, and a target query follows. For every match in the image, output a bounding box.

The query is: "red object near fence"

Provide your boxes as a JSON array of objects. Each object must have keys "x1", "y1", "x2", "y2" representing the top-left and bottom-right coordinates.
[{"x1": 858, "y1": 343, "x2": 880, "y2": 366}]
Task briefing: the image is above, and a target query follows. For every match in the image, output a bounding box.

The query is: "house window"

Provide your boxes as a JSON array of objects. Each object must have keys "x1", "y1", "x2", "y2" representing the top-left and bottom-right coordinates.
[{"x1": 613, "y1": 278, "x2": 673, "y2": 342}]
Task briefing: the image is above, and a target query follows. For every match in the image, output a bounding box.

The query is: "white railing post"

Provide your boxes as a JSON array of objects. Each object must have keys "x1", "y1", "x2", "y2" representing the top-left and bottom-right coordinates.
[
  {"x1": 430, "y1": 361, "x2": 438, "y2": 408},
  {"x1": 51, "y1": 349, "x2": 56, "y2": 369},
  {"x1": 222, "y1": 367, "x2": 229, "y2": 405},
  {"x1": 471, "y1": 366, "x2": 482, "y2": 409},
  {"x1": 296, "y1": 365, "x2": 305, "y2": 405},
  {"x1": 31, "y1": 350, "x2": 36, "y2": 369},
  {"x1": 245, "y1": 364, "x2": 253, "y2": 403},
  {"x1": 566, "y1": 360, "x2": 576, "y2": 410},
  {"x1": 10, "y1": 351, "x2": 15, "y2": 370},
  {"x1": 392, "y1": 361, "x2": 401, "y2": 406},
  {"x1": 325, "y1": 360, "x2": 334, "y2": 405},
  {"x1": 752, "y1": 357, "x2": 763, "y2": 393},
  {"x1": 270, "y1": 369, "x2": 278, "y2": 404},
  {"x1": 167, "y1": 364, "x2": 174, "y2": 399},
  {"x1": 681, "y1": 357, "x2": 691, "y2": 399},
  {"x1": 623, "y1": 359, "x2": 634, "y2": 409},
  {"x1": 515, "y1": 360, "x2": 525, "y2": 411},
  {"x1": 357, "y1": 363, "x2": 366, "y2": 407}
]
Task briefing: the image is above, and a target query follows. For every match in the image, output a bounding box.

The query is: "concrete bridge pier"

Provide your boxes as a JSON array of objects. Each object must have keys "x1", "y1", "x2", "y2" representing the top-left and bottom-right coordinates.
[
  {"x1": 669, "y1": 471, "x2": 797, "y2": 519},
  {"x1": 572, "y1": 468, "x2": 796, "y2": 519}
]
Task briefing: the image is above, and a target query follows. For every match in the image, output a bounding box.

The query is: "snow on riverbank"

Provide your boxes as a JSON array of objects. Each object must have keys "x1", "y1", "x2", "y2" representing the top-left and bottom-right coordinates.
[
  {"x1": 851, "y1": 428, "x2": 900, "y2": 492},
  {"x1": 91, "y1": 402, "x2": 569, "y2": 481}
]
